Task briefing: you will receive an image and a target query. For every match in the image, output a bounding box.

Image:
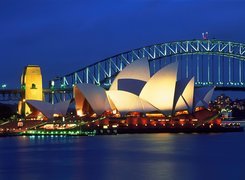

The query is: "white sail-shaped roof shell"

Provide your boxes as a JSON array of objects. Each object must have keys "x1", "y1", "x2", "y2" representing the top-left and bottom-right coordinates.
[
  {"x1": 140, "y1": 62, "x2": 178, "y2": 116},
  {"x1": 194, "y1": 87, "x2": 215, "y2": 108},
  {"x1": 106, "y1": 90, "x2": 157, "y2": 115},
  {"x1": 110, "y1": 58, "x2": 150, "y2": 91},
  {"x1": 175, "y1": 97, "x2": 187, "y2": 112},
  {"x1": 54, "y1": 101, "x2": 71, "y2": 116},
  {"x1": 203, "y1": 87, "x2": 214, "y2": 104},
  {"x1": 74, "y1": 83, "x2": 111, "y2": 115},
  {"x1": 174, "y1": 77, "x2": 195, "y2": 113},
  {"x1": 26, "y1": 100, "x2": 71, "y2": 119},
  {"x1": 26, "y1": 100, "x2": 53, "y2": 118}
]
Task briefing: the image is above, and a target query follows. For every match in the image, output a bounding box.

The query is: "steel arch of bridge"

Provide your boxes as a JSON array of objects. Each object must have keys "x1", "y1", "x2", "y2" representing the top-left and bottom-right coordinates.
[{"x1": 49, "y1": 39, "x2": 245, "y2": 102}]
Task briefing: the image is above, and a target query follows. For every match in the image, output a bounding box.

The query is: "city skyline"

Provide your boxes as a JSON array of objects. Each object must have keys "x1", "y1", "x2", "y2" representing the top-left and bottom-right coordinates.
[{"x1": 1, "y1": 0, "x2": 245, "y2": 88}]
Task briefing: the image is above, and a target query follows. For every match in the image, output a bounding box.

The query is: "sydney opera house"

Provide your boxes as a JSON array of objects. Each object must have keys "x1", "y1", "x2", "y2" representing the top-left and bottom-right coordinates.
[
  {"x1": 26, "y1": 58, "x2": 215, "y2": 122},
  {"x1": 73, "y1": 59, "x2": 214, "y2": 118},
  {"x1": 3, "y1": 59, "x2": 244, "y2": 136}
]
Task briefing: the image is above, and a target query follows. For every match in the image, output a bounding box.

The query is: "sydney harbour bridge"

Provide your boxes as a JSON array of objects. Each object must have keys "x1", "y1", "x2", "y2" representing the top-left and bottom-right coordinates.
[{"x1": 1, "y1": 39, "x2": 245, "y2": 103}]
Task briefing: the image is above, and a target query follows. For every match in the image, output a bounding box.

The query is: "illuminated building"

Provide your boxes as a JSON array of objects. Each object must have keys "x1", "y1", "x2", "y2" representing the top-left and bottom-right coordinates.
[
  {"x1": 25, "y1": 100, "x2": 71, "y2": 119},
  {"x1": 74, "y1": 59, "x2": 214, "y2": 117},
  {"x1": 18, "y1": 65, "x2": 43, "y2": 117},
  {"x1": 74, "y1": 83, "x2": 111, "y2": 116},
  {"x1": 139, "y1": 61, "x2": 178, "y2": 115}
]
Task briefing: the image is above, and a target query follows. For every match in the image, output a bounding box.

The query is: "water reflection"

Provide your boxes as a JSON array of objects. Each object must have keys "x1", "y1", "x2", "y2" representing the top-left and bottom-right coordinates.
[{"x1": 0, "y1": 133, "x2": 245, "y2": 180}]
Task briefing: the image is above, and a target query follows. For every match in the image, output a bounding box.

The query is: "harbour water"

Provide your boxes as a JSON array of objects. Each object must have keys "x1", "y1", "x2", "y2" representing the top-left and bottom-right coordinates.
[{"x1": 1, "y1": 126, "x2": 245, "y2": 180}]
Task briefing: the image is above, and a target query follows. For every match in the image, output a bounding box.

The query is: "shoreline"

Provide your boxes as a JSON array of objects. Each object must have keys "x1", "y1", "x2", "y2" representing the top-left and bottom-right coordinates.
[{"x1": 0, "y1": 126, "x2": 243, "y2": 137}]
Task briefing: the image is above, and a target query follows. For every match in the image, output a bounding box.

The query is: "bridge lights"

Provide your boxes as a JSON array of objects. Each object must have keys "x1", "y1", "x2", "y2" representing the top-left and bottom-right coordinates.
[
  {"x1": 60, "y1": 84, "x2": 66, "y2": 89},
  {"x1": 21, "y1": 84, "x2": 26, "y2": 90},
  {"x1": 49, "y1": 81, "x2": 55, "y2": 90},
  {"x1": 1, "y1": 84, "x2": 7, "y2": 89}
]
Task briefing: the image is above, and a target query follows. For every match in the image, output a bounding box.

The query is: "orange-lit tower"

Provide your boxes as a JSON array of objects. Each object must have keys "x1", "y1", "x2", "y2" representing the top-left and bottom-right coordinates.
[{"x1": 18, "y1": 65, "x2": 43, "y2": 117}]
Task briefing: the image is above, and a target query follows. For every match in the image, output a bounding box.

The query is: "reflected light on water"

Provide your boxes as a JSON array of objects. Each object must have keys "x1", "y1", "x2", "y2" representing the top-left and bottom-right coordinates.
[{"x1": 0, "y1": 133, "x2": 245, "y2": 180}]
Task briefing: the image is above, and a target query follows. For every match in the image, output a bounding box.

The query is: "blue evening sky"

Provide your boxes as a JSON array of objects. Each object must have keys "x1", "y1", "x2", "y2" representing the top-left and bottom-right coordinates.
[{"x1": 0, "y1": 0, "x2": 245, "y2": 92}]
